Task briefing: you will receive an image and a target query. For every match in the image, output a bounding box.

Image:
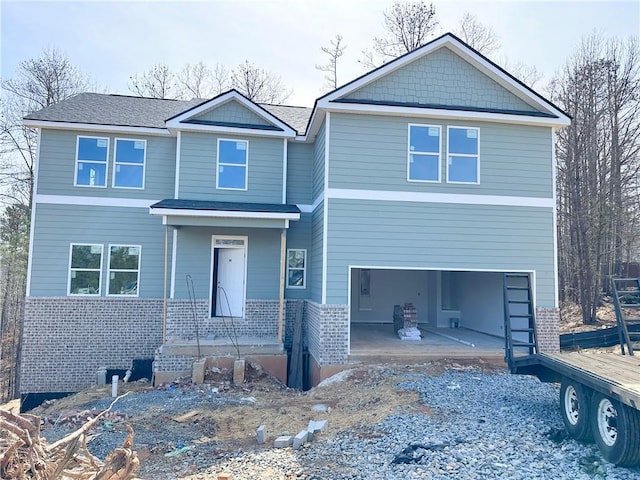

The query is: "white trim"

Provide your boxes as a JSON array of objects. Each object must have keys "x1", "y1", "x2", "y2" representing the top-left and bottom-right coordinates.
[
  {"x1": 169, "y1": 122, "x2": 296, "y2": 138},
  {"x1": 327, "y1": 188, "x2": 554, "y2": 208},
  {"x1": 318, "y1": 102, "x2": 570, "y2": 127},
  {"x1": 282, "y1": 138, "x2": 288, "y2": 204},
  {"x1": 74, "y1": 135, "x2": 109, "y2": 188},
  {"x1": 551, "y1": 130, "x2": 559, "y2": 308},
  {"x1": 321, "y1": 112, "x2": 330, "y2": 304},
  {"x1": 35, "y1": 194, "x2": 156, "y2": 208},
  {"x1": 407, "y1": 123, "x2": 442, "y2": 183},
  {"x1": 349, "y1": 265, "x2": 536, "y2": 274},
  {"x1": 68, "y1": 243, "x2": 103, "y2": 296},
  {"x1": 446, "y1": 126, "x2": 480, "y2": 184},
  {"x1": 170, "y1": 228, "x2": 178, "y2": 299},
  {"x1": 210, "y1": 235, "x2": 248, "y2": 318},
  {"x1": 286, "y1": 248, "x2": 307, "y2": 289},
  {"x1": 23, "y1": 119, "x2": 171, "y2": 136},
  {"x1": 296, "y1": 193, "x2": 324, "y2": 214},
  {"x1": 216, "y1": 138, "x2": 248, "y2": 191},
  {"x1": 174, "y1": 131, "x2": 181, "y2": 198},
  {"x1": 150, "y1": 207, "x2": 300, "y2": 221},
  {"x1": 106, "y1": 244, "x2": 141, "y2": 297},
  {"x1": 25, "y1": 129, "x2": 41, "y2": 296},
  {"x1": 112, "y1": 137, "x2": 147, "y2": 190}
]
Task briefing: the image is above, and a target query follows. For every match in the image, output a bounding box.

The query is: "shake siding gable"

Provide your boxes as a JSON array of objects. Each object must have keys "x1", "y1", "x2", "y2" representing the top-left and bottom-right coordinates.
[{"x1": 343, "y1": 46, "x2": 539, "y2": 113}]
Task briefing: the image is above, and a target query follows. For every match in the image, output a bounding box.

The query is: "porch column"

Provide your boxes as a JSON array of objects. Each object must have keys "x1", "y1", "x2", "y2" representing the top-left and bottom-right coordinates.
[
  {"x1": 162, "y1": 221, "x2": 169, "y2": 343},
  {"x1": 278, "y1": 228, "x2": 287, "y2": 344}
]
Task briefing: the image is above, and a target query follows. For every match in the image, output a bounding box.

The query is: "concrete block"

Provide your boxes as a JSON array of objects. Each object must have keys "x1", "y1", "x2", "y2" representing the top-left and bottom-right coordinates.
[
  {"x1": 256, "y1": 425, "x2": 266, "y2": 444},
  {"x1": 274, "y1": 435, "x2": 293, "y2": 448},
  {"x1": 233, "y1": 358, "x2": 245, "y2": 384},
  {"x1": 308, "y1": 419, "x2": 327, "y2": 434},
  {"x1": 306, "y1": 429, "x2": 314, "y2": 442},
  {"x1": 192, "y1": 358, "x2": 206, "y2": 384},
  {"x1": 293, "y1": 430, "x2": 307, "y2": 450}
]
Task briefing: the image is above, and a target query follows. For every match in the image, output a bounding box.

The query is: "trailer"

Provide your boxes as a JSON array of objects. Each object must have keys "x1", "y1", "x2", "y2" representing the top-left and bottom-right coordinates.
[{"x1": 504, "y1": 275, "x2": 640, "y2": 466}]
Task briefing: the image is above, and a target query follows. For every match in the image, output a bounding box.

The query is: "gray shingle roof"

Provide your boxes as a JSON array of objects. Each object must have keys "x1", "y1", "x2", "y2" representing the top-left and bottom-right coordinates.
[{"x1": 24, "y1": 92, "x2": 313, "y2": 135}]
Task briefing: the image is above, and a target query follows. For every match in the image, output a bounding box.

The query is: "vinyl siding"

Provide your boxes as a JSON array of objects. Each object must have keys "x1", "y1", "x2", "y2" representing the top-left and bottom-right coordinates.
[
  {"x1": 325, "y1": 198, "x2": 556, "y2": 307},
  {"x1": 329, "y1": 113, "x2": 553, "y2": 197},
  {"x1": 37, "y1": 129, "x2": 175, "y2": 198},
  {"x1": 286, "y1": 142, "x2": 313, "y2": 205},
  {"x1": 29, "y1": 204, "x2": 168, "y2": 297},
  {"x1": 344, "y1": 46, "x2": 538, "y2": 113},
  {"x1": 191, "y1": 100, "x2": 271, "y2": 126},
  {"x1": 312, "y1": 122, "x2": 326, "y2": 201},
  {"x1": 179, "y1": 132, "x2": 283, "y2": 203},
  {"x1": 309, "y1": 202, "x2": 324, "y2": 303},
  {"x1": 285, "y1": 213, "x2": 312, "y2": 300},
  {"x1": 172, "y1": 226, "x2": 281, "y2": 300}
]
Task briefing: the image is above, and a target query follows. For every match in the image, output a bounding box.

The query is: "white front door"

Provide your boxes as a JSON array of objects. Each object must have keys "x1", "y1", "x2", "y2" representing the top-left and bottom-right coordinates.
[{"x1": 213, "y1": 242, "x2": 246, "y2": 317}]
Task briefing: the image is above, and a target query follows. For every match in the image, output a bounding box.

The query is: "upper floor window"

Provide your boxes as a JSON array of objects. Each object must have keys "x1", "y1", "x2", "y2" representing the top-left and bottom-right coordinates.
[
  {"x1": 447, "y1": 127, "x2": 479, "y2": 184},
  {"x1": 217, "y1": 139, "x2": 248, "y2": 190},
  {"x1": 68, "y1": 244, "x2": 103, "y2": 295},
  {"x1": 75, "y1": 136, "x2": 109, "y2": 187},
  {"x1": 114, "y1": 139, "x2": 146, "y2": 189},
  {"x1": 286, "y1": 249, "x2": 306, "y2": 288},
  {"x1": 408, "y1": 124, "x2": 441, "y2": 183},
  {"x1": 107, "y1": 245, "x2": 141, "y2": 296}
]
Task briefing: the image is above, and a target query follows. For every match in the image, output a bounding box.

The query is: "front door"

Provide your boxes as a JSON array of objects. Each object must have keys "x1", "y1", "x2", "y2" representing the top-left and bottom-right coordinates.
[{"x1": 212, "y1": 237, "x2": 246, "y2": 317}]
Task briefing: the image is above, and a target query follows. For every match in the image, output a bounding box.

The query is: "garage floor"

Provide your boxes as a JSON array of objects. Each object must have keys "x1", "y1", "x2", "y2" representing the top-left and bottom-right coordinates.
[{"x1": 349, "y1": 323, "x2": 505, "y2": 360}]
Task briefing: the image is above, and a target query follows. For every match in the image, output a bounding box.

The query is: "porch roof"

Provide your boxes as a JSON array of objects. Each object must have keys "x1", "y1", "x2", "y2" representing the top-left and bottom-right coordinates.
[{"x1": 149, "y1": 199, "x2": 301, "y2": 227}]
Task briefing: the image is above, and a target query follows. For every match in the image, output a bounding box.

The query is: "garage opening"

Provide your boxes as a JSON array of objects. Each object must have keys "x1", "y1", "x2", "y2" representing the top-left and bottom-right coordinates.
[{"x1": 349, "y1": 268, "x2": 524, "y2": 357}]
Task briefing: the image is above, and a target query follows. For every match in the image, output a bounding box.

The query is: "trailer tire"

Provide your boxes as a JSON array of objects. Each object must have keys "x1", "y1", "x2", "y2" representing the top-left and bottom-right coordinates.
[
  {"x1": 590, "y1": 392, "x2": 640, "y2": 466},
  {"x1": 560, "y1": 379, "x2": 592, "y2": 441}
]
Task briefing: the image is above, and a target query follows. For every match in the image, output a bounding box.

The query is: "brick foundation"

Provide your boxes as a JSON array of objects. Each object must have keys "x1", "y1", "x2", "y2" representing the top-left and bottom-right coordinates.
[
  {"x1": 535, "y1": 307, "x2": 560, "y2": 353},
  {"x1": 305, "y1": 301, "x2": 349, "y2": 365}
]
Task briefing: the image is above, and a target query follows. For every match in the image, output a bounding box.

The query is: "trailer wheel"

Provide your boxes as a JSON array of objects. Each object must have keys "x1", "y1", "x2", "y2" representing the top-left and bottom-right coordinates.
[
  {"x1": 560, "y1": 379, "x2": 591, "y2": 441},
  {"x1": 590, "y1": 392, "x2": 640, "y2": 466}
]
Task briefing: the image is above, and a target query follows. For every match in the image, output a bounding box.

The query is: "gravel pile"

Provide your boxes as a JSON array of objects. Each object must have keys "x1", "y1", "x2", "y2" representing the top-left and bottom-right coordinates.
[{"x1": 200, "y1": 370, "x2": 640, "y2": 480}]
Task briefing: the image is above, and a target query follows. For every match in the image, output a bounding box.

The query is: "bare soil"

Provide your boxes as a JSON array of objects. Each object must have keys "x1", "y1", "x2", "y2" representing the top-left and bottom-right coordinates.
[{"x1": 560, "y1": 297, "x2": 618, "y2": 333}]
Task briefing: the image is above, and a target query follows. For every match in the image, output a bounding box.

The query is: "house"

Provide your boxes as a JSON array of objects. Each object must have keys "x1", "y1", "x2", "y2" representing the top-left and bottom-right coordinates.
[{"x1": 20, "y1": 33, "x2": 570, "y2": 403}]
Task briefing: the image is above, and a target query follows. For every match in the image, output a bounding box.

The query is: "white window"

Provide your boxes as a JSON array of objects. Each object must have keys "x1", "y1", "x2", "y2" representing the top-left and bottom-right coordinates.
[
  {"x1": 217, "y1": 139, "x2": 248, "y2": 190},
  {"x1": 447, "y1": 126, "x2": 480, "y2": 184},
  {"x1": 407, "y1": 124, "x2": 441, "y2": 182},
  {"x1": 68, "y1": 244, "x2": 103, "y2": 295},
  {"x1": 107, "y1": 245, "x2": 141, "y2": 296},
  {"x1": 114, "y1": 138, "x2": 146, "y2": 189},
  {"x1": 286, "y1": 249, "x2": 306, "y2": 288},
  {"x1": 75, "y1": 136, "x2": 109, "y2": 187}
]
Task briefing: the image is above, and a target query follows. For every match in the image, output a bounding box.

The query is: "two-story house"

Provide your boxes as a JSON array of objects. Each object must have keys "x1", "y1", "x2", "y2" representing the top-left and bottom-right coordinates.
[{"x1": 21, "y1": 33, "x2": 570, "y2": 403}]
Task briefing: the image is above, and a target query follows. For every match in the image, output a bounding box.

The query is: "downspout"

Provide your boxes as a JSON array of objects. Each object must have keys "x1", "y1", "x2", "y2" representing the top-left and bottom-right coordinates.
[
  {"x1": 278, "y1": 228, "x2": 287, "y2": 344},
  {"x1": 163, "y1": 220, "x2": 168, "y2": 344}
]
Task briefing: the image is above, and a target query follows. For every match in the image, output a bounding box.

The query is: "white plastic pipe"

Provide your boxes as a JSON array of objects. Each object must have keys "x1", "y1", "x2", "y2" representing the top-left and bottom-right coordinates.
[{"x1": 112, "y1": 375, "x2": 119, "y2": 397}]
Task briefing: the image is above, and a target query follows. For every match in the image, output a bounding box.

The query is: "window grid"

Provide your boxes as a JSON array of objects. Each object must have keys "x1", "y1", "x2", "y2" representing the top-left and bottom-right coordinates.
[
  {"x1": 286, "y1": 249, "x2": 307, "y2": 289},
  {"x1": 407, "y1": 124, "x2": 442, "y2": 183}
]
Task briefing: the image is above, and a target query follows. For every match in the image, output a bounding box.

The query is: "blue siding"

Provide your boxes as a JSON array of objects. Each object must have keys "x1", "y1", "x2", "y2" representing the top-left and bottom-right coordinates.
[
  {"x1": 345, "y1": 47, "x2": 538, "y2": 113},
  {"x1": 179, "y1": 132, "x2": 284, "y2": 203},
  {"x1": 325, "y1": 198, "x2": 556, "y2": 307},
  {"x1": 309, "y1": 202, "x2": 324, "y2": 303},
  {"x1": 37, "y1": 129, "x2": 175, "y2": 199},
  {"x1": 173, "y1": 226, "x2": 281, "y2": 300},
  {"x1": 30, "y1": 204, "x2": 168, "y2": 297},
  {"x1": 286, "y1": 142, "x2": 313, "y2": 205},
  {"x1": 285, "y1": 213, "x2": 312, "y2": 300},
  {"x1": 312, "y1": 122, "x2": 326, "y2": 201},
  {"x1": 191, "y1": 100, "x2": 271, "y2": 126},
  {"x1": 329, "y1": 113, "x2": 553, "y2": 197}
]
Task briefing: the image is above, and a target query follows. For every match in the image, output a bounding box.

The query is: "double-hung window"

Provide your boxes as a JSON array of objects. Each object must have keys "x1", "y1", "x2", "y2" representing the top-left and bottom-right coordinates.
[
  {"x1": 114, "y1": 139, "x2": 146, "y2": 188},
  {"x1": 286, "y1": 249, "x2": 306, "y2": 288},
  {"x1": 75, "y1": 136, "x2": 109, "y2": 187},
  {"x1": 408, "y1": 124, "x2": 441, "y2": 182},
  {"x1": 447, "y1": 126, "x2": 480, "y2": 184},
  {"x1": 107, "y1": 245, "x2": 141, "y2": 296},
  {"x1": 217, "y1": 139, "x2": 248, "y2": 190},
  {"x1": 69, "y1": 244, "x2": 103, "y2": 295}
]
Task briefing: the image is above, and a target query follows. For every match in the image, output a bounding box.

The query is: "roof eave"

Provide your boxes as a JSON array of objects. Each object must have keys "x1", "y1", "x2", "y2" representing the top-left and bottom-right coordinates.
[
  {"x1": 149, "y1": 206, "x2": 300, "y2": 221},
  {"x1": 22, "y1": 119, "x2": 172, "y2": 136}
]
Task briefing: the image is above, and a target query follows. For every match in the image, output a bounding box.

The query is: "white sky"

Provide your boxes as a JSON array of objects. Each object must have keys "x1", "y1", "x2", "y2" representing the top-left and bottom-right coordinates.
[{"x1": 1, "y1": 0, "x2": 638, "y2": 107}]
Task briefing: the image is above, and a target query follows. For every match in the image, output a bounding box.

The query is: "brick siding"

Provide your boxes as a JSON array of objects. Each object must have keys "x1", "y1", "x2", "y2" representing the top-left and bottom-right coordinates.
[{"x1": 535, "y1": 307, "x2": 560, "y2": 353}]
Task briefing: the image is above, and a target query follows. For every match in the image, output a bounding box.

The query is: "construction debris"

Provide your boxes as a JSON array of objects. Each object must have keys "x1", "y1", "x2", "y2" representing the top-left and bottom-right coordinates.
[{"x1": 0, "y1": 395, "x2": 139, "y2": 480}]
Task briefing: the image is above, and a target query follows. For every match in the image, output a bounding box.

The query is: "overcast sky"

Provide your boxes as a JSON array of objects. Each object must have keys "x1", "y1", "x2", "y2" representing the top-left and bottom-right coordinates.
[{"x1": 1, "y1": 0, "x2": 638, "y2": 107}]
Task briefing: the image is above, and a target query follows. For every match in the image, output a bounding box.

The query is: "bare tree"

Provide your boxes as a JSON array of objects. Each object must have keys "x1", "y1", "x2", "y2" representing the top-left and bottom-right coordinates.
[
  {"x1": 128, "y1": 63, "x2": 176, "y2": 99},
  {"x1": 454, "y1": 12, "x2": 500, "y2": 57},
  {"x1": 176, "y1": 61, "x2": 231, "y2": 99},
  {"x1": 500, "y1": 57, "x2": 544, "y2": 88},
  {"x1": 230, "y1": 60, "x2": 292, "y2": 104},
  {"x1": 316, "y1": 35, "x2": 347, "y2": 91},
  {"x1": 361, "y1": 1, "x2": 438, "y2": 68}
]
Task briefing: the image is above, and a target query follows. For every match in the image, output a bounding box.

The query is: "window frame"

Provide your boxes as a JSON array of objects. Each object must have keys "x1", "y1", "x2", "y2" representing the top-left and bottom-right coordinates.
[
  {"x1": 68, "y1": 243, "x2": 103, "y2": 296},
  {"x1": 407, "y1": 123, "x2": 442, "y2": 183},
  {"x1": 112, "y1": 138, "x2": 147, "y2": 190},
  {"x1": 446, "y1": 125, "x2": 480, "y2": 185},
  {"x1": 107, "y1": 244, "x2": 142, "y2": 297},
  {"x1": 74, "y1": 135, "x2": 110, "y2": 188},
  {"x1": 216, "y1": 138, "x2": 249, "y2": 191},
  {"x1": 286, "y1": 248, "x2": 307, "y2": 289}
]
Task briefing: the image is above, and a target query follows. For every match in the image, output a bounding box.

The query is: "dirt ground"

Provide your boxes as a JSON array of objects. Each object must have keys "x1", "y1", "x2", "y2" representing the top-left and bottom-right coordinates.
[{"x1": 559, "y1": 298, "x2": 618, "y2": 333}]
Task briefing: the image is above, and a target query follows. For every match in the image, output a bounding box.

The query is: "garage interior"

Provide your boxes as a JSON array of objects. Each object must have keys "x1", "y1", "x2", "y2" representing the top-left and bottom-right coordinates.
[{"x1": 348, "y1": 268, "x2": 525, "y2": 358}]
